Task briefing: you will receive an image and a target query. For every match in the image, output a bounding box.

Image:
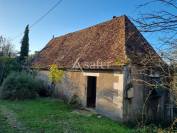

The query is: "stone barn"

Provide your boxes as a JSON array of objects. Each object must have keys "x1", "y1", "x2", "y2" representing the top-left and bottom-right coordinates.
[{"x1": 32, "y1": 15, "x2": 172, "y2": 123}]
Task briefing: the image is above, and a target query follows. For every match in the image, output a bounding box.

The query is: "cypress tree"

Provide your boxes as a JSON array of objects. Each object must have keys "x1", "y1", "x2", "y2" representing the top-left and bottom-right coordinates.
[{"x1": 20, "y1": 25, "x2": 29, "y2": 63}]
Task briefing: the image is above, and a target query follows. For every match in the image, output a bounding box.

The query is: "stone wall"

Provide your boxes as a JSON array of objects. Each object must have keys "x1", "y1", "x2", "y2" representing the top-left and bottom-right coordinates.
[
  {"x1": 122, "y1": 65, "x2": 171, "y2": 123},
  {"x1": 96, "y1": 72, "x2": 124, "y2": 120},
  {"x1": 38, "y1": 70, "x2": 125, "y2": 121},
  {"x1": 123, "y1": 66, "x2": 144, "y2": 122}
]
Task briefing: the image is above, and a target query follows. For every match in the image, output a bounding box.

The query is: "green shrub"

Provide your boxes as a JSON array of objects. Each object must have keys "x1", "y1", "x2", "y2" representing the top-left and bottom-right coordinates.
[
  {"x1": 0, "y1": 72, "x2": 40, "y2": 100},
  {"x1": 0, "y1": 57, "x2": 21, "y2": 84},
  {"x1": 37, "y1": 79, "x2": 52, "y2": 97},
  {"x1": 69, "y1": 94, "x2": 82, "y2": 108}
]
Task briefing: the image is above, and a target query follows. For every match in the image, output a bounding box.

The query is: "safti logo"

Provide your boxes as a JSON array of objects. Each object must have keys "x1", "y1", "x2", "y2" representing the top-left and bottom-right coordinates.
[
  {"x1": 72, "y1": 57, "x2": 111, "y2": 72},
  {"x1": 72, "y1": 57, "x2": 84, "y2": 72}
]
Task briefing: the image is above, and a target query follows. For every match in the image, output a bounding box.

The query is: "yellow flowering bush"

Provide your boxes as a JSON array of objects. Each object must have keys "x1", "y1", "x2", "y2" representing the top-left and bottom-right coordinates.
[{"x1": 49, "y1": 64, "x2": 64, "y2": 83}]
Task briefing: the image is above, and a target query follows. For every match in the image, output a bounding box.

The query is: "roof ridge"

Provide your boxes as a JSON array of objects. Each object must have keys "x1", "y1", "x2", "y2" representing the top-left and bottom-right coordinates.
[{"x1": 54, "y1": 15, "x2": 127, "y2": 39}]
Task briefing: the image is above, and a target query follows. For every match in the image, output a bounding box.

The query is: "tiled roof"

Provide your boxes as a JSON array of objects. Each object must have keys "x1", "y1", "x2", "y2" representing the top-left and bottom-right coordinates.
[{"x1": 32, "y1": 15, "x2": 163, "y2": 69}]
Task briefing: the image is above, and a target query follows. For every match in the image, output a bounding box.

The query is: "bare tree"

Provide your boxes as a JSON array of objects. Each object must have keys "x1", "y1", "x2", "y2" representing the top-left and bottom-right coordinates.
[
  {"x1": 0, "y1": 36, "x2": 14, "y2": 57},
  {"x1": 135, "y1": 0, "x2": 177, "y2": 33},
  {"x1": 134, "y1": 0, "x2": 177, "y2": 61},
  {"x1": 133, "y1": 0, "x2": 177, "y2": 129}
]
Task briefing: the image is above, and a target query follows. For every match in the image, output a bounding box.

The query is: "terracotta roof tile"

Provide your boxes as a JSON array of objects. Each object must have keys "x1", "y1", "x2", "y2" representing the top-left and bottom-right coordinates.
[{"x1": 32, "y1": 15, "x2": 163, "y2": 69}]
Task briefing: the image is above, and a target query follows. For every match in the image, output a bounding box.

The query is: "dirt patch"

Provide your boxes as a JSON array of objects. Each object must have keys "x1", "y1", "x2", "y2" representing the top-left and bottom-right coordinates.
[
  {"x1": 71, "y1": 108, "x2": 102, "y2": 118},
  {"x1": 0, "y1": 105, "x2": 30, "y2": 133}
]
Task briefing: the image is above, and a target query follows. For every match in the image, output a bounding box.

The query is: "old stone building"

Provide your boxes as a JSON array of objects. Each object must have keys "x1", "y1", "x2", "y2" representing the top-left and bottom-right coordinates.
[{"x1": 32, "y1": 15, "x2": 172, "y2": 123}]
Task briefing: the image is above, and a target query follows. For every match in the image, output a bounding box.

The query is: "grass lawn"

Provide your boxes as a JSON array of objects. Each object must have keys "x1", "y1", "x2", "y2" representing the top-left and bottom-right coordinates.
[
  {"x1": 0, "y1": 98, "x2": 134, "y2": 133},
  {"x1": 0, "y1": 111, "x2": 19, "y2": 133}
]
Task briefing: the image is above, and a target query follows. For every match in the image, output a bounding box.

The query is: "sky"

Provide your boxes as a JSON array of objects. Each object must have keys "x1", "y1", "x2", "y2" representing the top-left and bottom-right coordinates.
[{"x1": 0, "y1": 0, "x2": 173, "y2": 54}]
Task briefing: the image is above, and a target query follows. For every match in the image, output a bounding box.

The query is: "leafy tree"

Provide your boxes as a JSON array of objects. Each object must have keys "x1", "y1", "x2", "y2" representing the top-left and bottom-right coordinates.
[{"x1": 20, "y1": 25, "x2": 29, "y2": 63}]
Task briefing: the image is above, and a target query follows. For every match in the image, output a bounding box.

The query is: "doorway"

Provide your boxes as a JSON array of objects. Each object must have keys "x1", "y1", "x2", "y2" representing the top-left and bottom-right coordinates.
[{"x1": 87, "y1": 76, "x2": 96, "y2": 108}]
